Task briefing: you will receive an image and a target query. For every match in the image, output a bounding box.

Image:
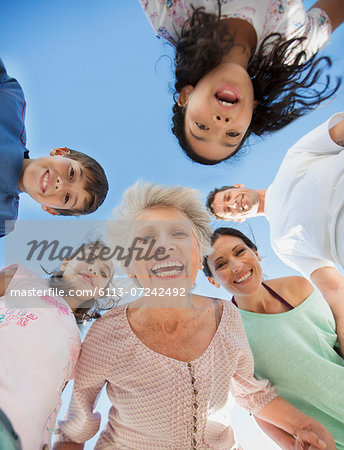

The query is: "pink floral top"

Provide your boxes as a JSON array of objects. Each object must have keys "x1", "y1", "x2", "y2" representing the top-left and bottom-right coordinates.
[
  {"x1": 140, "y1": 0, "x2": 331, "y2": 61},
  {"x1": 56, "y1": 300, "x2": 277, "y2": 449}
]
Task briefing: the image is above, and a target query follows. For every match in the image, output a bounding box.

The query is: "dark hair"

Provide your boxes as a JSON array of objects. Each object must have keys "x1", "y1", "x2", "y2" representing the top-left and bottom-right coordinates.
[
  {"x1": 52, "y1": 149, "x2": 109, "y2": 216},
  {"x1": 172, "y1": 8, "x2": 341, "y2": 165},
  {"x1": 203, "y1": 227, "x2": 257, "y2": 277},
  {"x1": 206, "y1": 185, "x2": 235, "y2": 217},
  {"x1": 42, "y1": 240, "x2": 118, "y2": 324}
]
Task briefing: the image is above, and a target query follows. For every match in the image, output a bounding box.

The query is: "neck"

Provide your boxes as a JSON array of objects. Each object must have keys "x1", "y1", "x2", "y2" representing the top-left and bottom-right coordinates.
[
  {"x1": 234, "y1": 283, "x2": 271, "y2": 313},
  {"x1": 61, "y1": 295, "x2": 88, "y2": 312},
  {"x1": 18, "y1": 159, "x2": 32, "y2": 192},
  {"x1": 219, "y1": 19, "x2": 257, "y2": 68},
  {"x1": 130, "y1": 292, "x2": 197, "y2": 333}
]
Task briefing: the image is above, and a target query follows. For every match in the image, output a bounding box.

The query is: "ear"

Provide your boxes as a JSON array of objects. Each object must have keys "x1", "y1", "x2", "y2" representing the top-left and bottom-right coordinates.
[
  {"x1": 253, "y1": 100, "x2": 259, "y2": 110},
  {"x1": 254, "y1": 250, "x2": 262, "y2": 261},
  {"x1": 49, "y1": 147, "x2": 70, "y2": 157},
  {"x1": 41, "y1": 204, "x2": 59, "y2": 216},
  {"x1": 233, "y1": 183, "x2": 244, "y2": 189},
  {"x1": 207, "y1": 277, "x2": 220, "y2": 289},
  {"x1": 60, "y1": 258, "x2": 69, "y2": 271},
  {"x1": 232, "y1": 217, "x2": 245, "y2": 223},
  {"x1": 178, "y1": 85, "x2": 194, "y2": 107},
  {"x1": 128, "y1": 273, "x2": 136, "y2": 279}
]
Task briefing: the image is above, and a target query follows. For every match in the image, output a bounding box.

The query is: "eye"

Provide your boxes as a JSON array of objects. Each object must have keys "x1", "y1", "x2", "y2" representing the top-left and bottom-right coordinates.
[
  {"x1": 226, "y1": 131, "x2": 240, "y2": 137},
  {"x1": 236, "y1": 249, "x2": 245, "y2": 256},
  {"x1": 141, "y1": 235, "x2": 155, "y2": 244},
  {"x1": 173, "y1": 230, "x2": 188, "y2": 238},
  {"x1": 69, "y1": 167, "x2": 75, "y2": 180},
  {"x1": 64, "y1": 193, "x2": 70, "y2": 204},
  {"x1": 215, "y1": 261, "x2": 226, "y2": 270},
  {"x1": 100, "y1": 270, "x2": 107, "y2": 278},
  {"x1": 196, "y1": 122, "x2": 209, "y2": 130}
]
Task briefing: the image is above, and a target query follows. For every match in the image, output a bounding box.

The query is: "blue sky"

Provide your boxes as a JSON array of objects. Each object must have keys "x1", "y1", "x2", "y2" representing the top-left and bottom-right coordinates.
[{"x1": 0, "y1": 0, "x2": 343, "y2": 448}]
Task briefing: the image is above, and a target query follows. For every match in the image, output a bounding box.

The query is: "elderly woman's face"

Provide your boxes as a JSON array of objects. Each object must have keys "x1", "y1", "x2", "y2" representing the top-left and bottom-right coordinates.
[{"x1": 129, "y1": 206, "x2": 201, "y2": 291}]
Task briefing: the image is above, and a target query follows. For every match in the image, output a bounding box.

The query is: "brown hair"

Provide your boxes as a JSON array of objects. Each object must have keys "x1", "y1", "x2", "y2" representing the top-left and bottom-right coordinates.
[{"x1": 52, "y1": 149, "x2": 109, "y2": 216}]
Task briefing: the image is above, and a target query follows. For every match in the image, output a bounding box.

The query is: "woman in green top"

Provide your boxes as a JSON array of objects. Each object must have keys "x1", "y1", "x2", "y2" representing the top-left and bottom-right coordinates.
[{"x1": 203, "y1": 227, "x2": 344, "y2": 449}]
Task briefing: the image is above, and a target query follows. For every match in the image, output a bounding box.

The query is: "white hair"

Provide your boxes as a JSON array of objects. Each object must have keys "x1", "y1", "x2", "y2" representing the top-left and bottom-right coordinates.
[{"x1": 107, "y1": 182, "x2": 212, "y2": 274}]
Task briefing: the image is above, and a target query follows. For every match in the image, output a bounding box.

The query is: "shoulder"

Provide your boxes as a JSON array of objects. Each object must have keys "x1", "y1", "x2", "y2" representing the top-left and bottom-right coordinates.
[
  {"x1": 265, "y1": 276, "x2": 314, "y2": 306},
  {"x1": 83, "y1": 304, "x2": 129, "y2": 347}
]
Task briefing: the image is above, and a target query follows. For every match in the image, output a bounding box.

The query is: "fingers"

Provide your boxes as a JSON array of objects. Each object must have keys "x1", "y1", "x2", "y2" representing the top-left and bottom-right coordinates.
[{"x1": 295, "y1": 428, "x2": 326, "y2": 449}]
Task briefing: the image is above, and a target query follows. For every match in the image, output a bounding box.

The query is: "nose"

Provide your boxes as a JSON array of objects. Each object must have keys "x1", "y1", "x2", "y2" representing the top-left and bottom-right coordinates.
[
  {"x1": 55, "y1": 176, "x2": 64, "y2": 191},
  {"x1": 88, "y1": 265, "x2": 98, "y2": 276},
  {"x1": 155, "y1": 233, "x2": 176, "y2": 254},
  {"x1": 229, "y1": 259, "x2": 243, "y2": 273},
  {"x1": 213, "y1": 114, "x2": 230, "y2": 124}
]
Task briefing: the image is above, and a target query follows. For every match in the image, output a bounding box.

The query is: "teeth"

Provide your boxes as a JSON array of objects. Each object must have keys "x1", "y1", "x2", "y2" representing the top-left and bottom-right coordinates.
[
  {"x1": 235, "y1": 271, "x2": 252, "y2": 283},
  {"x1": 218, "y1": 99, "x2": 234, "y2": 107},
  {"x1": 154, "y1": 269, "x2": 182, "y2": 277},
  {"x1": 152, "y1": 261, "x2": 183, "y2": 272},
  {"x1": 42, "y1": 173, "x2": 49, "y2": 191}
]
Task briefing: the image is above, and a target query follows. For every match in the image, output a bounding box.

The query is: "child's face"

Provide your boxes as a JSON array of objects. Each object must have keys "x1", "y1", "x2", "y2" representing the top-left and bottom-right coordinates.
[
  {"x1": 179, "y1": 63, "x2": 256, "y2": 162},
  {"x1": 60, "y1": 246, "x2": 114, "y2": 302},
  {"x1": 19, "y1": 148, "x2": 92, "y2": 215}
]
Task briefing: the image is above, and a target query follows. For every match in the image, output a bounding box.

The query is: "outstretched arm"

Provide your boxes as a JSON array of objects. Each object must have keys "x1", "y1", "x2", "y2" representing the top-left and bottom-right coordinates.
[
  {"x1": 311, "y1": 266, "x2": 344, "y2": 355},
  {"x1": 310, "y1": 0, "x2": 344, "y2": 31},
  {"x1": 254, "y1": 416, "x2": 297, "y2": 450},
  {"x1": 256, "y1": 397, "x2": 335, "y2": 449}
]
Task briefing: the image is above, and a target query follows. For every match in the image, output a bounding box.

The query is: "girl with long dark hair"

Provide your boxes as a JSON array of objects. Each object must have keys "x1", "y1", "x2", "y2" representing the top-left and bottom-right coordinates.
[{"x1": 140, "y1": 0, "x2": 343, "y2": 164}]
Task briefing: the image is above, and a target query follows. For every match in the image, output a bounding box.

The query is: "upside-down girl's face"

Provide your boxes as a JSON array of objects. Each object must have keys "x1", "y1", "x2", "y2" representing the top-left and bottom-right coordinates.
[
  {"x1": 207, "y1": 235, "x2": 262, "y2": 296},
  {"x1": 60, "y1": 246, "x2": 114, "y2": 301},
  {"x1": 179, "y1": 63, "x2": 256, "y2": 162}
]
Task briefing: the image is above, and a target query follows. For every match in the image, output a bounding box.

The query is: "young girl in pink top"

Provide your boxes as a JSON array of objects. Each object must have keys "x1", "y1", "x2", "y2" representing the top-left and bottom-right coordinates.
[{"x1": 0, "y1": 240, "x2": 115, "y2": 450}]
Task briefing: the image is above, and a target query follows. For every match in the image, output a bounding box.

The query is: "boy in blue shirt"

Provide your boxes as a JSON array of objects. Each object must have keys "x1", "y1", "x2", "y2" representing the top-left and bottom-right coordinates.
[{"x1": 0, "y1": 58, "x2": 109, "y2": 237}]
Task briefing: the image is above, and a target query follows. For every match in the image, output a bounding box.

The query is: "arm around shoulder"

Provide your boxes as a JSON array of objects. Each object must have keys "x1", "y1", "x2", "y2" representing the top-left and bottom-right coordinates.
[
  {"x1": 310, "y1": 266, "x2": 344, "y2": 354},
  {"x1": 329, "y1": 119, "x2": 344, "y2": 146}
]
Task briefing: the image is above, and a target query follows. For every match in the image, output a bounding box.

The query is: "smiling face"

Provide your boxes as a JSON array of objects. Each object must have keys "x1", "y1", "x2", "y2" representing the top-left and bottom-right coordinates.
[
  {"x1": 60, "y1": 245, "x2": 114, "y2": 302},
  {"x1": 19, "y1": 148, "x2": 92, "y2": 215},
  {"x1": 207, "y1": 235, "x2": 262, "y2": 296},
  {"x1": 179, "y1": 63, "x2": 256, "y2": 162},
  {"x1": 129, "y1": 207, "x2": 201, "y2": 292},
  {"x1": 212, "y1": 185, "x2": 259, "y2": 221}
]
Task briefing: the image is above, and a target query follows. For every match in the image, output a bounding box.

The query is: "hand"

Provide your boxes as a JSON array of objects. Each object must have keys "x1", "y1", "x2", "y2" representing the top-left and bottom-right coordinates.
[{"x1": 293, "y1": 426, "x2": 335, "y2": 449}]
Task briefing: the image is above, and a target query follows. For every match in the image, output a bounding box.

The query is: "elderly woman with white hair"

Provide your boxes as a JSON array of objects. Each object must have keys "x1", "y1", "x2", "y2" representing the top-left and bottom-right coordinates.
[{"x1": 54, "y1": 182, "x2": 335, "y2": 450}]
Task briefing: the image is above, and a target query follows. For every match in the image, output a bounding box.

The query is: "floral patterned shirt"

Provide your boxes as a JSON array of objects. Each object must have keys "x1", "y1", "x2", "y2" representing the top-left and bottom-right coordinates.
[{"x1": 140, "y1": 0, "x2": 331, "y2": 61}]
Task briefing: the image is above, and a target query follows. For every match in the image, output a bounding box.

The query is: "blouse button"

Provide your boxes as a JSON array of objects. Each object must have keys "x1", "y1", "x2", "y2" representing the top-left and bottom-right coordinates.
[
  {"x1": 193, "y1": 426, "x2": 197, "y2": 433},
  {"x1": 191, "y1": 376, "x2": 196, "y2": 385},
  {"x1": 193, "y1": 438, "x2": 197, "y2": 446},
  {"x1": 193, "y1": 415, "x2": 197, "y2": 423},
  {"x1": 187, "y1": 362, "x2": 192, "y2": 368},
  {"x1": 193, "y1": 402, "x2": 199, "y2": 409}
]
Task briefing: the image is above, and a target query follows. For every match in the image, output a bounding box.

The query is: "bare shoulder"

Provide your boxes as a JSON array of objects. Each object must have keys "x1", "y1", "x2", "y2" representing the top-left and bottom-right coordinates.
[{"x1": 265, "y1": 276, "x2": 314, "y2": 307}]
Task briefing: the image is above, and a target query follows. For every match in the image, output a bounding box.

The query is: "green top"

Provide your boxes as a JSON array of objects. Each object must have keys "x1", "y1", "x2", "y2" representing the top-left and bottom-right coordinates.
[{"x1": 238, "y1": 289, "x2": 344, "y2": 448}]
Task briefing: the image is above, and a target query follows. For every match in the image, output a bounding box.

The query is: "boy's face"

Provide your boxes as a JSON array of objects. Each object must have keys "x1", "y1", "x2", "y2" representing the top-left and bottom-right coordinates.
[{"x1": 20, "y1": 148, "x2": 92, "y2": 215}]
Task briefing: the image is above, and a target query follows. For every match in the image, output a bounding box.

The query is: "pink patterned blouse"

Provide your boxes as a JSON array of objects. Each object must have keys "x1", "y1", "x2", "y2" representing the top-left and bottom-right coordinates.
[{"x1": 56, "y1": 300, "x2": 277, "y2": 449}]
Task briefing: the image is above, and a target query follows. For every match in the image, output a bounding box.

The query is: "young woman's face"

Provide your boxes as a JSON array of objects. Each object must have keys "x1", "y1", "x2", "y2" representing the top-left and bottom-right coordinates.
[
  {"x1": 129, "y1": 207, "x2": 202, "y2": 292},
  {"x1": 60, "y1": 245, "x2": 114, "y2": 301},
  {"x1": 207, "y1": 235, "x2": 262, "y2": 296},
  {"x1": 180, "y1": 63, "x2": 256, "y2": 162}
]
